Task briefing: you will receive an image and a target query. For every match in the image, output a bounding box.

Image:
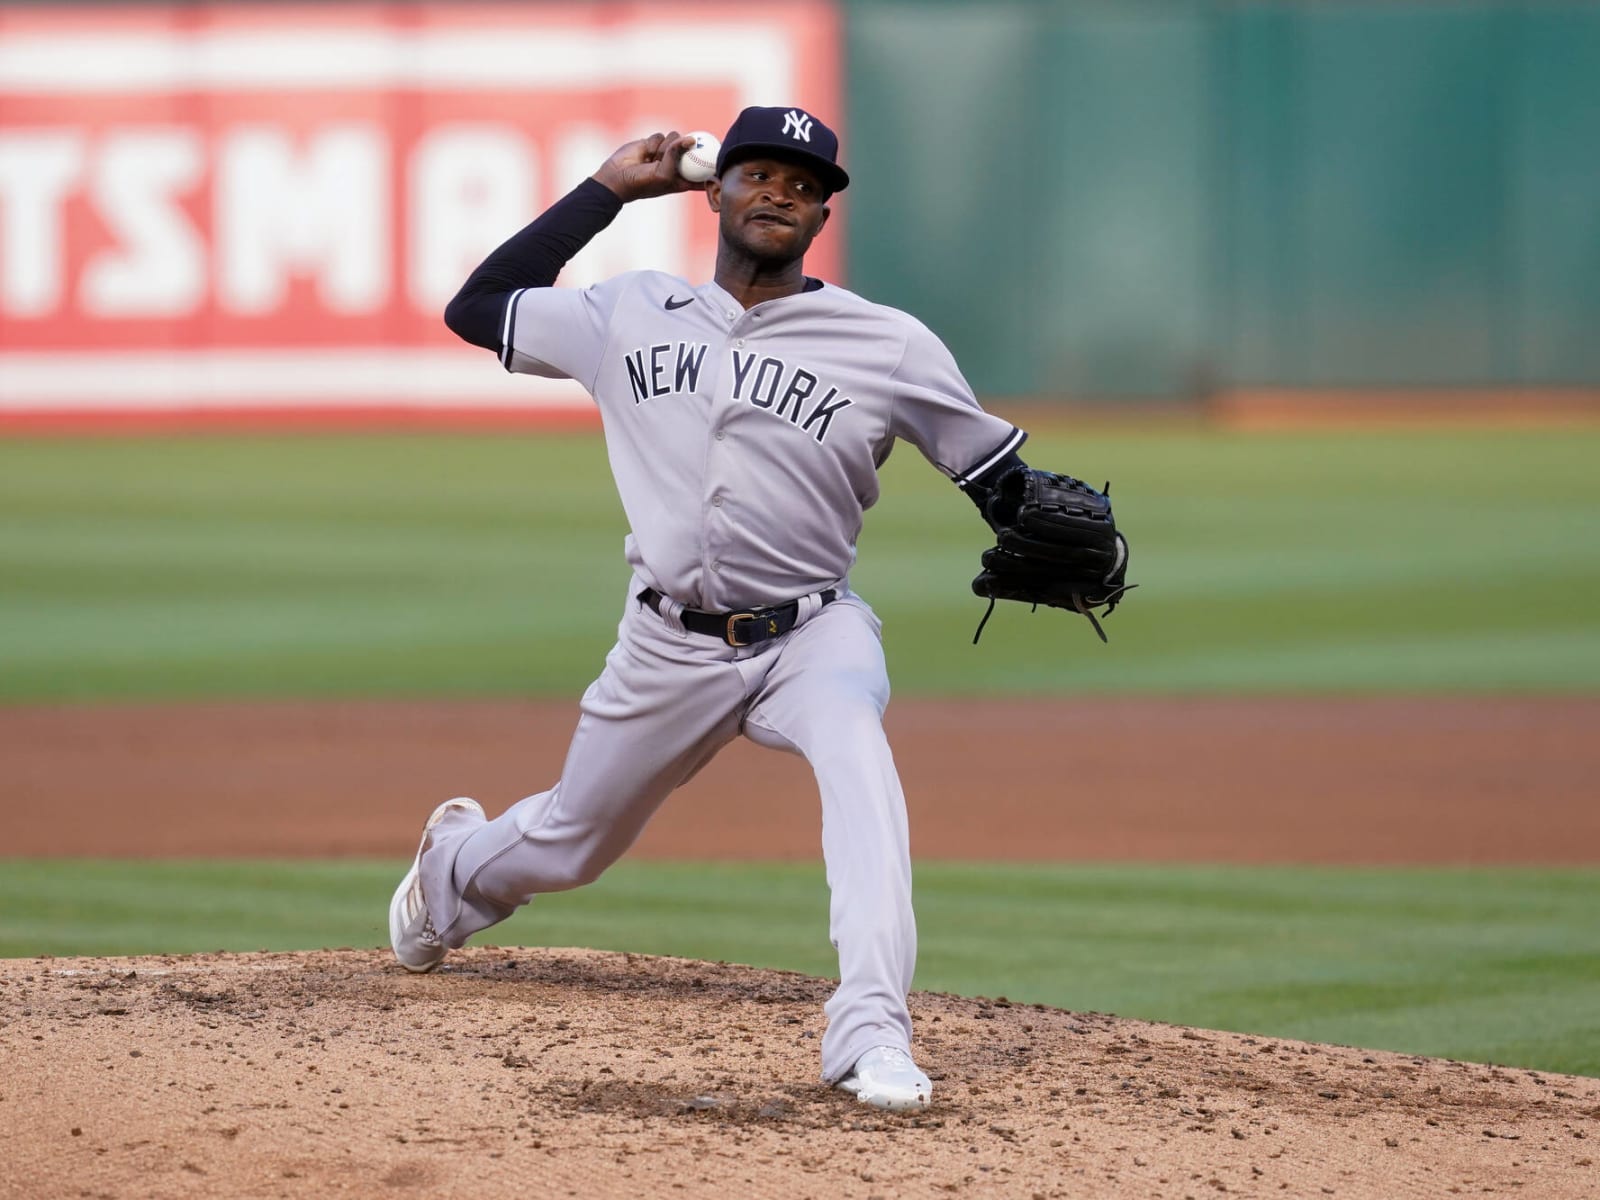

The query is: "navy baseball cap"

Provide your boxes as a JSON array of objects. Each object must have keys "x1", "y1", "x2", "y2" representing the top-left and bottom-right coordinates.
[{"x1": 715, "y1": 106, "x2": 850, "y2": 194}]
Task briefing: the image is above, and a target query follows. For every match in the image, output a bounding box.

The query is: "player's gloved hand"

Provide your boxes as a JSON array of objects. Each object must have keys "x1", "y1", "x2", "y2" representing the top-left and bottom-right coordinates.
[
  {"x1": 592, "y1": 132, "x2": 707, "y2": 202},
  {"x1": 970, "y1": 467, "x2": 1134, "y2": 644}
]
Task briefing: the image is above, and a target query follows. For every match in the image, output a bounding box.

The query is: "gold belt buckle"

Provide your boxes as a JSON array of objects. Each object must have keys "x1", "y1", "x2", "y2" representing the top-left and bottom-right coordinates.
[{"x1": 724, "y1": 612, "x2": 756, "y2": 647}]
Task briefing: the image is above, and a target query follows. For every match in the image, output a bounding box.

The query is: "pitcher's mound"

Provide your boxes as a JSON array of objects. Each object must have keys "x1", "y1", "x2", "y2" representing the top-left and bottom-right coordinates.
[{"x1": 3, "y1": 948, "x2": 1595, "y2": 1199}]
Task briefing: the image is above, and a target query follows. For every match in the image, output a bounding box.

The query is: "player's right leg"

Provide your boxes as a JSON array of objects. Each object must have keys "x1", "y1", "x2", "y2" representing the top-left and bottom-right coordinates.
[{"x1": 391, "y1": 588, "x2": 748, "y2": 964}]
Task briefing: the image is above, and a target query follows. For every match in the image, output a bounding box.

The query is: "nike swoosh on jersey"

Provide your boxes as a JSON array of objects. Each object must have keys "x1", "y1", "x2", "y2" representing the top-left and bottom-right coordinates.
[{"x1": 664, "y1": 296, "x2": 695, "y2": 310}]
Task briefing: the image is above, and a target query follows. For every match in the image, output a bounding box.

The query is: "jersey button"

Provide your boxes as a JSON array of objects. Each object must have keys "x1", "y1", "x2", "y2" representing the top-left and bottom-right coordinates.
[
  {"x1": 714, "y1": 430, "x2": 726, "y2": 441},
  {"x1": 735, "y1": 338, "x2": 746, "y2": 349},
  {"x1": 711, "y1": 561, "x2": 721, "y2": 572},
  {"x1": 712, "y1": 497, "x2": 723, "y2": 507}
]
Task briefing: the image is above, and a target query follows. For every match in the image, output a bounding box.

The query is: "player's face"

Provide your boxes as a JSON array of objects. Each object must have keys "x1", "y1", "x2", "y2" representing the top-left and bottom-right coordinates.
[{"x1": 708, "y1": 156, "x2": 831, "y2": 266}]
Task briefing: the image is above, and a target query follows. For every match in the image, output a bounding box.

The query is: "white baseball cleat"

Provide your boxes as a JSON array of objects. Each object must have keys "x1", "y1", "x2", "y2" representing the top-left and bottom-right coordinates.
[
  {"x1": 835, "y1": 1045, "x2": 932, "y2": 1111},
  {"x1": 389, "y1": 797, "x2": 484, "y2": 973}
]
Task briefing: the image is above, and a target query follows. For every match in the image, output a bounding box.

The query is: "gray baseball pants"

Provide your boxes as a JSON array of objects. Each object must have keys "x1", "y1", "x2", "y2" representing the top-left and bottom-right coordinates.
[{"x1": 417, "y1": 578, "x2": 916, "y2": 1084}]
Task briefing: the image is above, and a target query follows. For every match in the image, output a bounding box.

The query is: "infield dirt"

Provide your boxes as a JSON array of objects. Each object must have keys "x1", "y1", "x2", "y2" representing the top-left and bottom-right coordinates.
[{"x1": 6, "y1": 696, "x2": 1598, "y2": 862}]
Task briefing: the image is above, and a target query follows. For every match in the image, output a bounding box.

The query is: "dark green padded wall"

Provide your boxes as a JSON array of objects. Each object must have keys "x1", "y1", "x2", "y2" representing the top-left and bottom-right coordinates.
[{"x1": 844, "y1": 0, "x2": 1600, "y2": 397}]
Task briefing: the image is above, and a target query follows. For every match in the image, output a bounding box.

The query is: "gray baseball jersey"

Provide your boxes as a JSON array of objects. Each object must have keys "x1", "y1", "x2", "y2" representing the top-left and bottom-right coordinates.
[
  {"x1": 416, "y1": 266, "x2": 1024, "y2": 1092},
  {"x1": 501, "y1": 270, "x2": 1025, "y2": 607}
]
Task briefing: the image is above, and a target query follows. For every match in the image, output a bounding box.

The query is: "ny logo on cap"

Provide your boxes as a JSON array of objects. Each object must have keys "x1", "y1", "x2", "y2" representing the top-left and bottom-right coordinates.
[{"x1": 782, "y1": 110, "x2": 814, "y2": 143}]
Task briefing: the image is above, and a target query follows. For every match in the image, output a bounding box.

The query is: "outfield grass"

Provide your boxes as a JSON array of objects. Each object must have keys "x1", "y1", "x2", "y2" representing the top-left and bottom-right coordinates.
[
  {"x1": 3, "y1": 859, "x2": 1596, "y2": 1078},
  {"x1": 2, "y1": 428, "x2": 1597, "y2": 701}
]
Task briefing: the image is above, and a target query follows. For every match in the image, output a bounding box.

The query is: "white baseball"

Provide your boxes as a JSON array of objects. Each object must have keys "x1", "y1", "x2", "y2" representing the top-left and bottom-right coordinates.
[{"x1": 679, "y1": 131, "x2": 720, "y2": 183}]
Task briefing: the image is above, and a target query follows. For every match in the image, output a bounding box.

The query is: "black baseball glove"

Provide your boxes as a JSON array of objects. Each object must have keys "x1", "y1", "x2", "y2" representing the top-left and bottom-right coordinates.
[{"x1": 971, "y1": 467, "x2": 1133, "y2": 643}]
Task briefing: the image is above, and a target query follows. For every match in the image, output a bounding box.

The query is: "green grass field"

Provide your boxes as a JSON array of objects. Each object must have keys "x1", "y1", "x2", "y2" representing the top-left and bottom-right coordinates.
[
  {"x1": 1, "y1": 427, "x2": 1596, "y2": 701},
  {"x1": 4, "y1": 859, "x2": 1597, "y2": 1077},
  {"x1": 2, "y1": 427, "x2": 1597, "y2": 1076}
]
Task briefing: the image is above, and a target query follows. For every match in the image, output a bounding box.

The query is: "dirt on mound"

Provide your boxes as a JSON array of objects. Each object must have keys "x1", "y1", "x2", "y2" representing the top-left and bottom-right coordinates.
[{"x1": 3, "y1": 949, "x2": 1596, "y2": 1200}]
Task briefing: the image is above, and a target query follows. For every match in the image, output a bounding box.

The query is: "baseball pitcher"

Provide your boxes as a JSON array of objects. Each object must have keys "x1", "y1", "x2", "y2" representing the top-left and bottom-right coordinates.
[{"x1": 390, "y1": 106, "x2": 1131, "y2": 1111}]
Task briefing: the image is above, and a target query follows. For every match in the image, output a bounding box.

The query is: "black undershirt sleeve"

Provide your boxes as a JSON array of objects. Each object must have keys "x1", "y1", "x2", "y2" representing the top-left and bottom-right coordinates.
[
  {"x1": 443, "y1": 177, "x2": 625, "y2": 351},
  {"x1": 963, "y1": 449, "x2": 1027, "y2": 524}
]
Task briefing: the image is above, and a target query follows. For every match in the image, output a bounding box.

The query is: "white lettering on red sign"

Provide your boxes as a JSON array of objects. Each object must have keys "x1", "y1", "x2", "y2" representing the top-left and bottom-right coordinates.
[
  {"x1": 217, "y1": 123, "x2": 389, "y2": 315},
  {"x1": 0, "y1": 4, "x2": 843, "y2": 411},
  {"x1": 0, "y1": 132, "x2": 83, "y2": 316},
  {"x1": 408, "y1": 126, "x2": 537, "y2": 315},
  {"x1": 82, "y1": 129, "x2": 205, "y2": 317}
]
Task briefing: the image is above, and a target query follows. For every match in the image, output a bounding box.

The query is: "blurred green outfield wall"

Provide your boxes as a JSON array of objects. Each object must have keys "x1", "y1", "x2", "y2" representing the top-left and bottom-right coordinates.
[{"x1": 844, "y1": 0, "x2": 1600, "y2": 397}]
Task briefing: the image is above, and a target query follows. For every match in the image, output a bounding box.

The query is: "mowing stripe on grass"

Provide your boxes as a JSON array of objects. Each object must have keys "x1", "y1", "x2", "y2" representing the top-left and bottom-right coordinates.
[{"x1": 2, "y1": 429, "x2": 1597, "y2": 700}]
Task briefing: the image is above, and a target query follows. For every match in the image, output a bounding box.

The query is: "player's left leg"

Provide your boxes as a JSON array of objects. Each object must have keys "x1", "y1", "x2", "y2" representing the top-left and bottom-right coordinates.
[{"x1": 741, "y1": 596, "x2": 920, "y2": 1092}]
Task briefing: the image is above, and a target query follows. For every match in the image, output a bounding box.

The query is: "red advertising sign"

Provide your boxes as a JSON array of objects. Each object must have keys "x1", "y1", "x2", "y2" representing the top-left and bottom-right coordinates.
[{"x1": 0, "y1": 2, "x2": 843, "y2": 424}]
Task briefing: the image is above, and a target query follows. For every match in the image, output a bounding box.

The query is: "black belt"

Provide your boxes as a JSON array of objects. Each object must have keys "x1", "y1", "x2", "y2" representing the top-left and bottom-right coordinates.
[{"x1": 638, "y1": 587, "x2": 837, "y2": 647}]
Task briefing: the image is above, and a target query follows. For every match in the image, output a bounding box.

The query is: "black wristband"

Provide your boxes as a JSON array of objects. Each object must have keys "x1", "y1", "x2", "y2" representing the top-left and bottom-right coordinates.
[{"x1": 963, "y1": 449, "x2": 1027, "y2": 521}]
